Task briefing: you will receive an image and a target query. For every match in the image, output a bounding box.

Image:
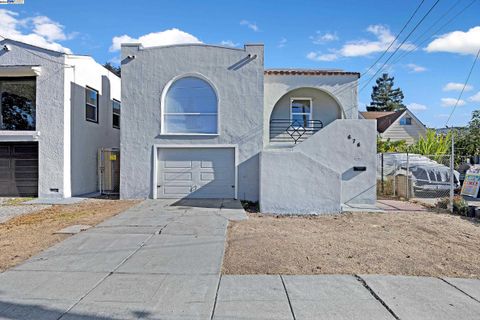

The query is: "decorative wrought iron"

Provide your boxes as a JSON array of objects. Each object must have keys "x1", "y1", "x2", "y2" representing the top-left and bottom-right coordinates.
[{"x1": 270, "y1": 119, "x2": 323, "y2": 144}]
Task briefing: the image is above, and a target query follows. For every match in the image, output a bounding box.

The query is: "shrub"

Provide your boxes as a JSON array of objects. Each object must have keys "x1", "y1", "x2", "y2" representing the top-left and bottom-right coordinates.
[{"x1": 436, "y1": 196, "x2": 469, "y2": 216}]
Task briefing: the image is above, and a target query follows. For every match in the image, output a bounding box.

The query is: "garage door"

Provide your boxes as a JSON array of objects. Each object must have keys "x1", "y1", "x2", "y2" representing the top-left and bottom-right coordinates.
[
  {"x1": 157, "y1": 148, "x2": 235, "y2": 199},
  {"x1": 0, "y1": 142, "x2": 38, "y2": 197}
]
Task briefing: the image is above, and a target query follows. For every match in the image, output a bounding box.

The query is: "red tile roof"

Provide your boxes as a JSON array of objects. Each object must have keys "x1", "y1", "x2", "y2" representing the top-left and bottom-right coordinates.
[{"x1": 264, "y1": 69, "x2": 360, "y2": 77}]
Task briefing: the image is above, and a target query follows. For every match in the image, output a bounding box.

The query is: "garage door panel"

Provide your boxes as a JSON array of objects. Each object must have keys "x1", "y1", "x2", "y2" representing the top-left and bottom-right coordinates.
[
  {"x1": 164, "y1": 171, "x2": 192, "y2": 181},
  {"x1": 157, "y1": 148, "x2": 235, "y2": 199},
  {"x1": 163, "y1": 160, "x2": 193, "y2": 169},
  {"x1": 0, "y1": 143, "x2": 38, "y2": 197}
]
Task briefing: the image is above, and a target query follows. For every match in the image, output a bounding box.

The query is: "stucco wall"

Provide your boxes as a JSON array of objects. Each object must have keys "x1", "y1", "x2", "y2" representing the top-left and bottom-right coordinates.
[
  {"x1": 269, "y1": 87, "x2": 341, "y2": 126},
  {"x1": 260, "y1": 119, "x2": 376, "y2": 214},
  {"x1": 260, "y1": 150, "x2": 342, "y2": 214},
  {"x1": 120, "y1": 44, "x2": 264, "y2": 200},
  {"x1": 264, "y1": 74, "x2": 358, "y2": 147},
  {"x1": 296, "y1": 119, "x2": 377, "y2": 205},
  {"x1": 66, "y1": 56, "x2": 121, "y2": 196},
  {"x1": 0, "y1": 40, "x2": 67, "y2": 198}
]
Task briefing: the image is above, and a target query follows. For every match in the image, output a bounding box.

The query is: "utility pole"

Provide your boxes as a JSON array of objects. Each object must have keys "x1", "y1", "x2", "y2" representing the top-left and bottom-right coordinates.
[{"x1": 449, "y1": 127, "x2": 454, "y2": 213}]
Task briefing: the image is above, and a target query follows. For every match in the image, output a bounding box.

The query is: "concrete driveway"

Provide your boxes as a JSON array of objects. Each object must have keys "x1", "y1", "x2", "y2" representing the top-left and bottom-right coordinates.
[{"x1": 0, "y1": 199, "x2": 479, "y2": 319}]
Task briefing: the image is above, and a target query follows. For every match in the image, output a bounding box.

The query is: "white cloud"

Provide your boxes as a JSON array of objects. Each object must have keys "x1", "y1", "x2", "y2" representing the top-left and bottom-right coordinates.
[
  {"x1": 407, "y1": 102, "x2": 428, "y2": 111},
  {"x1": 240, "y1": 20, "x2": 259, "y2": 32},
  {"x1": 425, "y1": 26, "x2": 480, "y2": 55},
  {"x1": 220, "y1": 40, "x2": 239, "y2": 47},
  {"x1": 406, "y1": 63, "x2": 427, "y2": 73},
  {"x1": 441, "y1": 98, "x2": 466, "y2": 107},
  {"x1": 0, "y1": 9, "x2": 72, "y2": 53},
  {"x1": 277, "y1": 37, "x2": 287, "y2": 48},
  {"x1": 310, "y1": 31, "x2": 338, "y2": 44},
  {"x1": 306, "y1": 51, "x2": 338, "y2": 62},
  {"x1": 469, "y1": 91, "x2": 480, "y2": 102},
  {"x1": 308, "y1": 25, "x2": 415, "y2": 62},
  {"x1": 109, "y1": 28, "x2": 201, "y2": 52},
  {"x1": 443, "y1": 82, "x2": 473, "y2": 92}
]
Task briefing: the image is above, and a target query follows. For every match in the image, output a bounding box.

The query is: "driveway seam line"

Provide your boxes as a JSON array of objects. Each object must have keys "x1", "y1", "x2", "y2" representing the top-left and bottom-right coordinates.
[
  {"x1": 280, "y1": 275, "x2": 297, "y2": 320},
  {"x1": 210, "y1": 274, "x2": 222, "y2": 320},
  {"x1": 438, "y1": 277, "x2": 480, "y2": 303},
  {"x1": 57, "y1": 233, "x2": 155, "y2": 319},
  {"x1": 355, "y1": 275, "x2": 400, "y2": 320}
]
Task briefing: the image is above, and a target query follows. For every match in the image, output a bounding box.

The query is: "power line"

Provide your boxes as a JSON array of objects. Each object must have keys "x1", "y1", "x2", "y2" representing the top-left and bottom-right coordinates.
[
  {"x1": 390, "y1": 0, "x2": 477, "y2": 66},
  {"x1": 444, "y1": 47, "x2": 480, "y2": 126},
  {"x1": 361, "y1": 0, "x2": 426, "y2": 79},
  {"x1": 359, "y1": 0, "x2": 441, "y2": 93},
  {"x1": 327, "y1": 0, "x2": 429, "y2": 106}
]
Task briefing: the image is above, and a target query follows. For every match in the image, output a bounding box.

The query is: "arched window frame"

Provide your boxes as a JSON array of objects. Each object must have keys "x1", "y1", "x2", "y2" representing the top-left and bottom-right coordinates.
[{"x1": 160, "y1": 73, "x2": 219, "y2": 135}]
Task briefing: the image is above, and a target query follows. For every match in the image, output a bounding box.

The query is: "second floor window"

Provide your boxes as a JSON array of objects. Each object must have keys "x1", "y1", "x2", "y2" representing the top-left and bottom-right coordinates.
[
  {"x1": 400, "y1": 117, "x2": 412, "y2": 125},
  {"x1": 163, "y1": 76, "x2": 218, "y2": 134},
  {"x1": 0, "y1": 77, "x2": 36, "y2": 131},
  {"x1": 291, "y1": 98, "x2": 312, "y2": 128},
  {"x1": 112, "y1": 100, "x2": 120, "y2": 129},
  {"x1": 86, "y1": 87, "x2": 98, "y2": 123}
]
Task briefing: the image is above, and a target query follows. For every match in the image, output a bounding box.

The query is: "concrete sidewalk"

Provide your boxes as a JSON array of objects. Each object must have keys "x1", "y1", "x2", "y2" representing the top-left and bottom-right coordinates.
[{"x1": 0, "y1": 199, "x2": 479, "y2": 319}]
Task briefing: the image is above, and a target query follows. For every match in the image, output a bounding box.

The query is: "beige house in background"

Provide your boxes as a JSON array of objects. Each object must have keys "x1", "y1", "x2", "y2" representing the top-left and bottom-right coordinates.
[{"x1": 360, "y1": 108, "x2": 427, "y2": 144}]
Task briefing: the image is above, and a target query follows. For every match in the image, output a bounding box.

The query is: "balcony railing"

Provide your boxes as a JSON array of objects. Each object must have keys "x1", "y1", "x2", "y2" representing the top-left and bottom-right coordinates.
[{"x1": 269, "y1": 119, "x2": 323, "y2": 144}]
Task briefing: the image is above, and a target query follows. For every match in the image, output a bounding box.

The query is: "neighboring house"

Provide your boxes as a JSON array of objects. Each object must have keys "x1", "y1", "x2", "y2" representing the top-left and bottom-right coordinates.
[
  {"x1": 120, "y1": 43, "x2": 377, "y2": 214},
  {"x1": 0, "y1": 39, "x2": 120, "y2": 198},
  {"x1": 360, "y1": 108, "x2": 427, "y2": 144}
]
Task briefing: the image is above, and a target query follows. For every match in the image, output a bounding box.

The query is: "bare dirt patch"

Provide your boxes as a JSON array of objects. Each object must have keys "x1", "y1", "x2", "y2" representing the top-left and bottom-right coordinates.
[
  {"x1": 223, "y1": 211, "x2": 480, "y2": 278},
  {"x1": 0, "y1": 199, "x2": 139, "y2": 272}
]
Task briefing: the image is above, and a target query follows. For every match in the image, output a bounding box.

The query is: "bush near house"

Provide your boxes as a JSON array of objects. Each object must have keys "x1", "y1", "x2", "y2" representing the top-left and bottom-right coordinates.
[{"x1": 436, "y1": 196, "x2": 469, "y2": 216}]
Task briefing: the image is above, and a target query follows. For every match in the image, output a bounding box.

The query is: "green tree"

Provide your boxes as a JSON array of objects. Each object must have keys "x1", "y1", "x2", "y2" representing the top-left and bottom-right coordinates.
[
  {"x1": 408, "y1": 129, "x2": 451, "y2": 156},
  {"x1": 367, "y1": 73, "x2": 405, "y2": 111},
  {"x1": 377, "y1": 137, "x2": 407, "y2": 153},
  {"x1": 455, "y1": 110, "x2": 480, "y2": 158},
  {"x1": 104, "y1": 62, "x2": 121, "y2": 77}
]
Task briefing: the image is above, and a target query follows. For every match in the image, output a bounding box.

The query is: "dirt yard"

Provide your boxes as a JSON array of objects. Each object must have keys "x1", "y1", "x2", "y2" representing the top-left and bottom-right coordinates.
[
  {"x1": 0, "y1": 199, "x2": 138, "y2": 272},
  {"x1": 223, "y1": 211, "x2": 480, "y2": 278}
]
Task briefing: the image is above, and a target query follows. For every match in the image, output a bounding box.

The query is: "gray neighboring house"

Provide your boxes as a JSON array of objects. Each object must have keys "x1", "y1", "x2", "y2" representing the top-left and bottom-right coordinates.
[
  {"x1": 120, "y1": 43, "x2": 377, "y2": 214},
  {"x1": 361, "y1": 108, "x2": 427, "y2": 144},
  {"x1": 0, "y1": 39, "x2": 121, "y2": 198}
]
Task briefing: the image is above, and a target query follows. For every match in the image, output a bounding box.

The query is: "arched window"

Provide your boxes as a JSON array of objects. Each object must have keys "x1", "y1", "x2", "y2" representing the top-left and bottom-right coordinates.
[{"x1": 163, "y1": 76, "x2": 218, "y2": 134}]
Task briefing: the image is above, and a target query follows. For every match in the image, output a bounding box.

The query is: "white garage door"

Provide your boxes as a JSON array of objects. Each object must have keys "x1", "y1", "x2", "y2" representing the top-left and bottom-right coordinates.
[{"x1": 157, "y1": 148, "x2": 235, "y2": 199}]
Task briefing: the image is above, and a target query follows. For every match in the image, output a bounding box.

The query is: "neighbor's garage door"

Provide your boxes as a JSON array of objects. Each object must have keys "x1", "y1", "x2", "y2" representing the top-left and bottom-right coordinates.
[
  {"x1": 0, "y1": 142, "x2": 38, "y2": 197},
  {"x1": 157, "y1": 148, "x2": 235, "y2": 199}
]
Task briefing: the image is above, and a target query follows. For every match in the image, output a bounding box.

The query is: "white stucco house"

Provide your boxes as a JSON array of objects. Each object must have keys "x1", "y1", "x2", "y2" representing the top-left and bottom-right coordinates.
[
  {"x1": 0, "y1": 39, "x2": 120, "y2": 198},
  {"x1": 120, "y1": 43, "x2": 377, "y2": 214}
]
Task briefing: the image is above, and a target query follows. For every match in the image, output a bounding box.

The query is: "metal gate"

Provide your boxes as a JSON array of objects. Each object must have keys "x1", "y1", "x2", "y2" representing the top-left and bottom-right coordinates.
[{"x1": 98, "y1": 148, "x2": 120, "y2": 195}]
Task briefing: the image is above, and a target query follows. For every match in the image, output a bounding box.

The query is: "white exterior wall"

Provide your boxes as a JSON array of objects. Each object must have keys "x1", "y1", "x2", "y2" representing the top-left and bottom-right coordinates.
[
  {"x1": 264, "y1": 74, "x2": 358, "y2": 147},
  {"x1": 65, "y1": 56, "x2": 121, "y2": 196},
  {"x1": 0, "y1": 40, "x2": 67, "y2": 198},
  {"x1": 0, "y1": 39, "x2": 120, "y2": 198},
  {"x1": 120, "y1": 44, "x2": 264, "y2": 201}
]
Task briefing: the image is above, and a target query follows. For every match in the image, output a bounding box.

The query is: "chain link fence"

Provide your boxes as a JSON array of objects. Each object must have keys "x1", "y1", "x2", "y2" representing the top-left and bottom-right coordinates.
[{"x1": 377, "y1": 153, "x2": 458, "y2": 210}]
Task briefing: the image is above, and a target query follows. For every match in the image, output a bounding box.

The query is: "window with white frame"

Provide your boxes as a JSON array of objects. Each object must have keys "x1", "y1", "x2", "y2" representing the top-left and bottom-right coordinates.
[
  {"x1": 163, "y1": 76, "x2": 217, "y2": 134},
  {"x1": 112, "y1": 99, "x2": 120, "y2": 129},
  {"x1": 290, "y1": 98, "x2": 312, "y2": 127},
  {"x1": 400, "y1": 116, "x2": 412, "y2": 125},
  {"x1": 85, "y1": 87, "x2": 98, "y2": 123}
]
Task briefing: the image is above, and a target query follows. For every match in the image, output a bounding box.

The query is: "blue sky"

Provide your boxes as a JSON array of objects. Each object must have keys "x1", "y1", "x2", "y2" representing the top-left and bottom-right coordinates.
[{"x1": 1, "y1": 0, "x2": 479, "y2": 128}]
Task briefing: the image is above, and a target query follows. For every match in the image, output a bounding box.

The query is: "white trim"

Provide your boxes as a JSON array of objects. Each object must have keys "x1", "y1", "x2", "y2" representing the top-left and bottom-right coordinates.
[
  {"x1": 290, "y1": 97, "x2": 313, "y2": 126},
  {"x1": 152, "y1": 144, "x2": 238, "y2": 200},
  {"x1": 0, "y1": 130, "x2": 40, "y2": 141},
  {"x1": 160, "y1": 73, "x2": 220, "y2": 135},
  {"x1": 0, "y1": 66, "x2": 42, "y2": 77}
]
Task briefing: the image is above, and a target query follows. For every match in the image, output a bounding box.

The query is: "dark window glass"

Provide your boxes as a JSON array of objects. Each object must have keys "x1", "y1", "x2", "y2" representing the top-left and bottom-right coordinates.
[
  {"x1": 86, "y1": 87, "x2": 98, "y2": 122},
  {"x1": 0, "y1": 77, "x2": 36, "y2": 130},
  {"x1": 112, "y1": 100, "x2": 120, "y2": 129}
]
